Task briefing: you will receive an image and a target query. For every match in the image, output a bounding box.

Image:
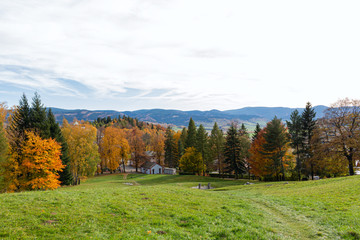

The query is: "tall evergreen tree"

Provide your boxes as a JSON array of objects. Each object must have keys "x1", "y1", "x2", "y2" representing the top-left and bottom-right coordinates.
[
  {"x1": 301, "y1": 102, "x2": 317, "y2": 179},
  {"x1": 164, "y1": 127, "x2": 178, "y2": 168},
  {"x1": 263, "y1": 117, "x2": 289, "y2": 181},
  {"x1": 47, "y1": 109, "x2": 73, "y2": 185},
  {"x1": 7, "y1": 94, "x2": 31, "y2": 154},
  {"x1": 224, "y1": 123, "x2": 245, "y2": 178},
  {"x1": 286, "y1": 109, "x2": 303, "y2": 180},
  {"x1": 252, "y1": 123, "x2": 262, "y2": 142},
  {"x1": 239, "y1": 123, "x2": 249, "y2": 137},
  {"x1": 239, "y1": 127, "x2": 251, "y2": 179},
  {"x1": 209, "y1": 122, "x2": 224, "y2": 174},
  {"x1": 185, "y1": 118, "x2": 197, "y2": 149},
  {"x1": 178, "y1": 127, "x2": 187, "y2": 158},
  {"x1": 196, "y1": 124, "x2": 208, "y2": 175},
  {"x1": 29, "y1": 92, "x2": 49, "y2": 138}
]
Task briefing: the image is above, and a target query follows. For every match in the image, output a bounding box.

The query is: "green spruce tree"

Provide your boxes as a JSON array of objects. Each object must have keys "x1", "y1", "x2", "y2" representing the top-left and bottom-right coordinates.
[
  {"x1": 301, "y1": 102, "x2": 317, "y2": 180},
  {"x1": 263, "y1": 117, "x2": 289, "y2": 181},
  {"x1": 286, "y1": 109, "x2": 303, "y2": 180},
  {"x1": 7, "y1": 93, "x2": 31, "y2": 153},
  {"x1": 164, "y1": 127, "x2": 178, "y2": 168},
  {"x1": 209, "y1": 122, "x2": 224, "y2": 175},
  {"x1": 224, "y1": 123, "x2": 245, "y2": 178},
  {"x1": 185, "y1": 118, "x2": 197, "y2": 149},
  {"x1": 29, "y1": 92, "x2": 49, "y2": 138},
  {"x1": 47, "y1": 109, "x2": 73, "y2": 185},
  {"x1": 196, "y1": 124, "x2": 208, "y2": 175},
  {"x1": 252, "y1": 123, "x2": 262, "y2": 142}
]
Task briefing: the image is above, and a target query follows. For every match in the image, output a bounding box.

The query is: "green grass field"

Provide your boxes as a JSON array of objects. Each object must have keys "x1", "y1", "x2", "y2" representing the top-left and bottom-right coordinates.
[{"x1": 0, "y1": 174, "x2": 359, "y2": 239}]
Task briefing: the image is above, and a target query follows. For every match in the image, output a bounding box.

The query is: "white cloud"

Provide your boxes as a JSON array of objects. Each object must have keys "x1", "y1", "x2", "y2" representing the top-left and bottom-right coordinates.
[{"x1": 0, "y1": 0, "x2": 360, "y2": 110}]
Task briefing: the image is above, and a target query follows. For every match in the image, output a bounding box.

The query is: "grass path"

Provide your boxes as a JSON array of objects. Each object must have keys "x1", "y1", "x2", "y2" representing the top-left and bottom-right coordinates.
[{"x1": 250, "y1": 198, "x2": 327, "y2": 239}]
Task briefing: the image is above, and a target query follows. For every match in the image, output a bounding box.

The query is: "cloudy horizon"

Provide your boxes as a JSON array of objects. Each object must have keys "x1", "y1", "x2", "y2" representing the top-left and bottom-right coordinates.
[{"x1": 1, "y1": 0, "x2": 360, "y2": 111}]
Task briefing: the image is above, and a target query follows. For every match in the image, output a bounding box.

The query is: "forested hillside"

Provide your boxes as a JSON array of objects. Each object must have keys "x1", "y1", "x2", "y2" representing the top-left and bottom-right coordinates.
[{"x1": 51, "y1": 105, "x2": 328, "y2": 129}]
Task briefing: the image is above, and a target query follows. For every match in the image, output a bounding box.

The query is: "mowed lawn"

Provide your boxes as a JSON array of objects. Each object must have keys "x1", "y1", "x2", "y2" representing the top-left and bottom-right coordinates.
[{"x1": 0, "y1": 174, "x2": 360, "y2": 240}]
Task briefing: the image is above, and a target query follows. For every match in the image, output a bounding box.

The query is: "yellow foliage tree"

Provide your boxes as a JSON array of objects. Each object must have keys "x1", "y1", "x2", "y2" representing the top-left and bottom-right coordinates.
[
  {"x1": 62, "y1": 119, "x2": 99, "y2": 185},
  {"x1": 4, "y1": 131, "x2": 64, "y2": 192},
  {"x1": 179, "y1": 147, "x2": 204, "y2": 175},
  {"x1": 0, "y1": 102, "x2": 9, "y2": 191},
  {"x1": 150, "y1": 130, "x2": 165, "y2": 164},
  {"x1": 99, "y1": 127, "x2": 130, "y2": 173}
]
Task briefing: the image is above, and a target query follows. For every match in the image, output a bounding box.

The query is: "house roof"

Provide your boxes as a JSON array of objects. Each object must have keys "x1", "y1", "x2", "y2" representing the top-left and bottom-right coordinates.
[{"x1": 141, "y1": 161, "x2": 161, "y2": 169}]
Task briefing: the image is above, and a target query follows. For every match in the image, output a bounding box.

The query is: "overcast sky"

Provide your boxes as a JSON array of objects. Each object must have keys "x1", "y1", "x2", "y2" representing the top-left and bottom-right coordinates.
[{"x1": 1, "y1": 0, "x2": 360, "y2": 111}]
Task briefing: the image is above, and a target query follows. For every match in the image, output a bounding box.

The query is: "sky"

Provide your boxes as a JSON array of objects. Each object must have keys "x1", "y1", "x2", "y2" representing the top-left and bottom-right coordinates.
[{"x1": 0, "y1": 0, "x2": 360, "y2": 111}]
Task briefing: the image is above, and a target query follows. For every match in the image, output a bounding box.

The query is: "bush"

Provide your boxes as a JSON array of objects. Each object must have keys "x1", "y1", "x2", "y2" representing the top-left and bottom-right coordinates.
[{"x1": 179, "y1": 172, "x2": 196, "y2": 175}]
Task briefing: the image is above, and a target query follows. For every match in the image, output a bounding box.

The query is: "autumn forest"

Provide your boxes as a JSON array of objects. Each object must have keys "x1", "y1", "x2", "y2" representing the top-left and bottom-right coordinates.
[{"x1": 0, "y1": 94, "x2": 360, "y2": 193}]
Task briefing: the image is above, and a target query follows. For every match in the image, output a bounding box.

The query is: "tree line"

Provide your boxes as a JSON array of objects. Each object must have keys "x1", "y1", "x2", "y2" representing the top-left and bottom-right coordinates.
[
  {"x1": 1, "y1": 94, "x2": 359, "y2": 192},
  {"x1": 165, "y1": 100, "x2": 360, "y2": 181}
]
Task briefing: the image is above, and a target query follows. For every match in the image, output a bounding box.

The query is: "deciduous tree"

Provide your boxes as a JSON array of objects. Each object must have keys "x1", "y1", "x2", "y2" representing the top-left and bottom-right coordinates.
[
  {"x1": 100, "y1": 127, "x2": 130, "y2": 173},
  {"x1": 322, "y1": 98, "x2": 360, "y2": 176},
  {"x1": 179, "y1": 147, "x2": 204, "y2": 174},
  {"x1": 4, "y1": 131, "x2": 64, "y2": 192},
  {"x1": 128, "y1": 127, "x2": 145, "y2": 172},
  {"x1": 62, "y1": 119, "x2": 100, "y2": 185}
]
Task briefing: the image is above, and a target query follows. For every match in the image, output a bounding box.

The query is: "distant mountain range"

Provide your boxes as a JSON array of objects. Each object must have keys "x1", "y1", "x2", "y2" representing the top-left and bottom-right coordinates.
[{"x1": 50, "y1": 105, "x2": 328, "y2": 131}]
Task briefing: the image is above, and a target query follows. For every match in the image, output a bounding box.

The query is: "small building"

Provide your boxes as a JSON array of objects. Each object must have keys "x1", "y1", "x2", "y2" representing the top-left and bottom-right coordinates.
[
  {"x1": 141, "y1": 162, "x2": 163, "y2": 174},
  {"x1": 355, "y1": 160, "x2": 360, "y2": 175},
  {"x1": 164, "y1": 168, "x2": 176, "y2": 175}
]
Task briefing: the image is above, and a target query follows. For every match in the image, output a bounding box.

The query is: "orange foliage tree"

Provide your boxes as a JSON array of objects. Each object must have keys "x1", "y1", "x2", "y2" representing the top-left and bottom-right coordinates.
[
  {"x1": 150, "y1": 130, "x2": 165, "y2": 164},
  {"x1": 4, "y1": 131, "x2": 64, "y2": 192},
  {"x1": 99, "y1": 127, "x2": 130, "y2": 173},
  {"x1": 128, "y1": 127, "x2": 146, "y2": 172},
  {"x1": 248, "y1": 129, "x2": 273, "y2": 178}
]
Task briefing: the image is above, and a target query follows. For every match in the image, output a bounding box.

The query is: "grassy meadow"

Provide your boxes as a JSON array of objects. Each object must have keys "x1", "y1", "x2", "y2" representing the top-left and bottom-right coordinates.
[{"x1": 0, "y1": 174, "x2": 359, "y2": 239}]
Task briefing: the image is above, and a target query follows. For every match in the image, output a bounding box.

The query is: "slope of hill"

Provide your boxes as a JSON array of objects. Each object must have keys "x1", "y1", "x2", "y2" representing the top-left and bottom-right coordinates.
[
  {"x1": 50, "y1": 105, "x2": 328, "y2": 129},
  {"x1": 0, "y1": 174, "x2": 359, "y2": 239}
]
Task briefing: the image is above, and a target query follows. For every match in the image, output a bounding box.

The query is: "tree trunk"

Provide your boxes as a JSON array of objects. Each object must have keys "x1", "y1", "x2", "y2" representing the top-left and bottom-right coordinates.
[
  {"x1": 122, "y1": 159, "x2": 126, "y2": 173},
  {"x1": 311, "y1": 163, "x2": 314, "y2": 180},
  {"x1": 347, "y1": 156, "x2": 355, "y2": 176}
]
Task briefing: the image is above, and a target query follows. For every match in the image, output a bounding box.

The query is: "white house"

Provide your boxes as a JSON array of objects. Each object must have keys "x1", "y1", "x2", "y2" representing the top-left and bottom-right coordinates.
[
  {"x1": 141, "y1": 162, "x2": 163, "y2": 174},
  {"x1": 163, "y1": 168, "x2": 176, "y2": 175}
]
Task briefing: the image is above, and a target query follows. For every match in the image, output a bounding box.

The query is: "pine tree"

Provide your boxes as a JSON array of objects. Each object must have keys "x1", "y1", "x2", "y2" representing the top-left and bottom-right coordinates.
[
  {"x1": 47, "y1": 109, "x2": 73, "y2": 185},
  {"x1": 252, "y1": 123, "x2": 262, "y2": 142},
  {"x1": 178, "y1": 127, "x2": 187, "y2": 158},
  {"x1": 196, "y1": 124, "x2": 208, "y2": 175},
  {"x1": 239, "y1": 123, "x2": 248, "y2": 137},
  {"x1": 7, "y1": 94, "x2": 31, "y2": 152},
  {"x1": 185, "y1": 118, "x2": 197, "y2": 149},
  {"x1": 164, "y1": 127, "x2": 178, "y2": 168},
  {"x1": 301, "y1": 102, "x2": 317, "y2": 179},
  {"x1": 29, "y1": 92, "x2": 49, "y2": 138},
  {"x1": 286, "y1": 109, "x2": 303, "y2": 180},
  {"x1": 209, "y1": 122, "x2": 224, "y2": 174},
  {"x1": 224, "y1": 123, "x2": 245, "y2": 178},
  {"x1": 239, "y1": 127, "x2": 251, "y2": 179},
  {"x1": 263, "y1": 117, "x2": 289, "y2": 181}
]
